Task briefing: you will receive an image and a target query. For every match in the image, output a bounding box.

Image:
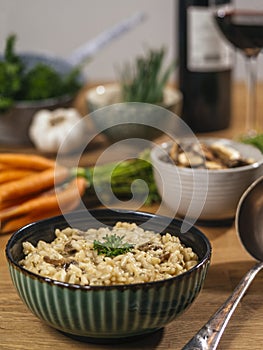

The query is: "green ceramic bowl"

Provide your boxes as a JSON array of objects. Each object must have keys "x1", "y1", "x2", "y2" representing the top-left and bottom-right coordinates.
[{"x1": 6, "y1": 209, "x2": 211, "y2": 343}]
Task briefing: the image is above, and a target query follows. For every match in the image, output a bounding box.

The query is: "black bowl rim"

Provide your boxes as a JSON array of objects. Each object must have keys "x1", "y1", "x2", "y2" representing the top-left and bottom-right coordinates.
[{"x1": 6, "y1": 208, "x2": 212, "y2": 291}]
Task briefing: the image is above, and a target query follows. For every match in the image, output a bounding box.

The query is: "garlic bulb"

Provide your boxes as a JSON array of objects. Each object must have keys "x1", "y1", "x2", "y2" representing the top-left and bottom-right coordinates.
[{"x1": 29, "y1": 108, "x2": 87, "y2": 153}]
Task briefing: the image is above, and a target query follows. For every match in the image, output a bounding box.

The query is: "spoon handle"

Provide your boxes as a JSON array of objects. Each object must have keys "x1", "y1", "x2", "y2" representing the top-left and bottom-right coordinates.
[{"x1": 181, "y1": 261, "x2": 263, "y2": 350}]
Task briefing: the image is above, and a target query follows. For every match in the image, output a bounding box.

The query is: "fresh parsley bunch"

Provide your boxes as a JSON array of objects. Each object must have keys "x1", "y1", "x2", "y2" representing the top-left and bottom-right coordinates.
[
  {"x1": 0, "y1": 35, "x2": 24, "y2": 110},
  {"x1": 0, "y1": 34, "x2": 81, "y2": 112}
]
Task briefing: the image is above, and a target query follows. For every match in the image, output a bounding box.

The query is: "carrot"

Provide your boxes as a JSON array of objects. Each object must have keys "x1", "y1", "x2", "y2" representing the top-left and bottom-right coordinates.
[
  {"x1": 0, "y1": 193, "x2": 37, "y2": 211},
  {"x1": 0, "y1": 170, "x2": 37, "y2": 184},
  {"x1": 1, "y1": 207, "x2": 73, "y2": 234},
  {"x1": 1, "y1": 216, "x2": 35, "y2": 234},
  {"x1": 0, "y1": 164, "x2": 12, "y2": 171},
  {"x1": 1, "y1": 207, "x2": 70, "y2": 234},
  {"x1": 0, "y1": 176, "x2": 87, "y2": 233},
  {"x1": 0, "y1": 153, "x2": 55, "y2": 170},
  {"x1": 0, "y1": 166, "x2": 69, "y2": 204}
]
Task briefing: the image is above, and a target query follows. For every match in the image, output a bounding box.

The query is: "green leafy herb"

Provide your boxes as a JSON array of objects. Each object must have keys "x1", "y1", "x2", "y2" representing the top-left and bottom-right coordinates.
[
  {"x1": 118, "y1": 47, "x2": 175, "y2": 104},
  {"x1": 93, "y1": 234, "x2": 134, "y2": 257},
  {"x1": 241, "y1": 133, "x2": 263, "y2": 153},
  {"x1": 0, "y1": 34, "x2": 24, "y2": 111},
  {"x1": 0, "y1": 34, "x2": 81, "y2": 112}
]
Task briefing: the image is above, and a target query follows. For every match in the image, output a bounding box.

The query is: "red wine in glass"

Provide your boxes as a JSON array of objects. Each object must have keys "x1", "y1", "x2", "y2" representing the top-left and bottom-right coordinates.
[
  {"x1": 214, "y1": 8, "x2": 263, "y2": 135},
  {"x1": 215, "y1": 10, "x2": 263, "y2": 57}
]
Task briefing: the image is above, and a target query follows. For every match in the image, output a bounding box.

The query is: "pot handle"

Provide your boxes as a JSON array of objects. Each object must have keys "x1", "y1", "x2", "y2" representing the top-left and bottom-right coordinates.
[{"x1": 67, "y1": 11, "x2": 146, "y2": 66}]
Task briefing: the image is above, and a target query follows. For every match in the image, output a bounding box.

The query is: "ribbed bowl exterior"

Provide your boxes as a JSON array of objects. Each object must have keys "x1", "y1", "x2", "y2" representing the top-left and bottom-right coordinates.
[
  {"x1": 6, "y1": 209, "x2": 211, "y2": 340},
  {"x1": 151, "y1": 138, "x2": 263, "y2": 220},
  {"x1": 8, "y1": 261, "x2": 208, "y2": 338}
]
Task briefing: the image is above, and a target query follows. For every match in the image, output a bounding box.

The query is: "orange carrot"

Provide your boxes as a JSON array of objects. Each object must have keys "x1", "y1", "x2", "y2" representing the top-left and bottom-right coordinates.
[
  {"x1": 0, "y1": 166, "x2": 69, "y2": 204},
  {"x1": 0, "y1": 153, "x2": 55, "y2": 170},
  {"x1": 0, "y1": 193, "x2": 37, "y2": 211},
  {"x1": 0, "y1": 164, "x2": 12, "y2": 171},
  {"x1": 1, "y1": 216, "x2": 35, "y2": 234},
  {"x1": 0, "y1": 177, "x2": 87, "y2": 233},
  {"x1": 1, "y1": 207, "x2": 71, "y2": 234},
  {"x1": 1, "y1": 207, "x2": 73, "y2": 234},
  {"x1": 0, "y1": 170, "x2": 37, "y2": 184}
]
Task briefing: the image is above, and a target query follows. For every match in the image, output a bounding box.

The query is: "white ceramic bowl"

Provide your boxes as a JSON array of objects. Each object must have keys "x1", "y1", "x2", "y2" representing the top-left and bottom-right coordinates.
[
  {"x1": 85, "y1": 83, "x2": 183, "y2": 143},
  {"x1": 150, "y1": 137, "x2": 263, "y2": 222},
  {"x1": 86, "y1": 83, "x2": 183, "y2": 115}
]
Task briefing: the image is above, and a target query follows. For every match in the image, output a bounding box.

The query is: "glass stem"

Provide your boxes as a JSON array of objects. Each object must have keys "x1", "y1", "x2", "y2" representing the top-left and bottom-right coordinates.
[{"x1": 245, "y1": 55, "x2": 258, "y2": 136}]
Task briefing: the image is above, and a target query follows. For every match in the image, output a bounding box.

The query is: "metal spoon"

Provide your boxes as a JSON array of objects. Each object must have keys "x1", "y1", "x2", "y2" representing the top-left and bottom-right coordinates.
[{"x1": 181, "y1": 175, "x2": 263, "y2": 350}]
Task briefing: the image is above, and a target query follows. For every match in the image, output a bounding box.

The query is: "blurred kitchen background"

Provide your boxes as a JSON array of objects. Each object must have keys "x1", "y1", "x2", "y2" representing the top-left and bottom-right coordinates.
[{"x1": 1, "y1": 0, "x2": 262, "y2": 84}]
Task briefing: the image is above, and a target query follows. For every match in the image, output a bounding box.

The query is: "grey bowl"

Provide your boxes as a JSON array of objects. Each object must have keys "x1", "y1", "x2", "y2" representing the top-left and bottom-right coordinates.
[
  {"x1": 6, "y1": 209, "x2": 211, "y2": 343},
  {"x1": 86, "y1": 83, "x2": 183, "y2": 143},
  {"x1": 0, "y1": 53, "x2": 83, "y2": 146}
]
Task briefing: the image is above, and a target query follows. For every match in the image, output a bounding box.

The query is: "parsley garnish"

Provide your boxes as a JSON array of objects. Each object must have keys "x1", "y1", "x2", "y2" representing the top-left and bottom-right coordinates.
[{"x1": 93, "y1": 234, "x2": 134, "y2": 257}]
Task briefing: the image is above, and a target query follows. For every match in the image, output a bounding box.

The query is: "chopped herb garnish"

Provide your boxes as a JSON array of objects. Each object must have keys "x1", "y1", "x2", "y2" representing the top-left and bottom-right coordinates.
[{"x1": 93, "y1": 234, "x2": 134, "y2": 257}]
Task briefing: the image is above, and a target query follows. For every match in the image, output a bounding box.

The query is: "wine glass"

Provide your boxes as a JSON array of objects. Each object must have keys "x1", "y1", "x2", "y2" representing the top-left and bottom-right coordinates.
[{"x1": 211, "y1": 0, "x2": 263, "y2": 137}]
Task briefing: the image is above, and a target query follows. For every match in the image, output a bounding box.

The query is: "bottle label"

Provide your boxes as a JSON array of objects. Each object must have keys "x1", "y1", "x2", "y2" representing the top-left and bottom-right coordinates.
[{"x1": 187, "y1": 6, "x2": 233, "y2": 72}]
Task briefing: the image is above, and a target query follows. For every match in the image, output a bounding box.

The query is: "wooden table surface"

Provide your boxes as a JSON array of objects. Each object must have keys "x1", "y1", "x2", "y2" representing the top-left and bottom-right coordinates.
[{"x1": 0, "y1": 83, "x2": 263, "y2": 350}]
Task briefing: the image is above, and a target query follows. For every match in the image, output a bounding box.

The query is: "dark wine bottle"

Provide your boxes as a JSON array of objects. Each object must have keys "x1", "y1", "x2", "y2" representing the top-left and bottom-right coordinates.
[{"x1": 178, "y1": 0, "x2": 233, "y2": 132}]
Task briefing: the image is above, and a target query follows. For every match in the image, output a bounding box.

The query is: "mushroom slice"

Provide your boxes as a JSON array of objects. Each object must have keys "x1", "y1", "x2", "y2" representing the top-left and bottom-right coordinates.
[
  {"x1": 200, "y1": 143, "x2": 216, "y2": 162},
  {"x1": 178, "y1": 152, "x2": 204, "y2": 168},
  {"x1": 209, "y1": 143, "x2": 241, "y2": 167},
  {"x1": 169, "y1": 142, "x2": 180, "y2": 163},
  {"x1": 205, "y1": 161, "x2": 225, "y2": 170}
]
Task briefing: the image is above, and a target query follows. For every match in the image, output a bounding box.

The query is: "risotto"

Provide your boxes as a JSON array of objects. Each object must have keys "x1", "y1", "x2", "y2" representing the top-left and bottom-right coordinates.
[{"x1": 20, "y1": 222, "x2": 199, "y2": 286}]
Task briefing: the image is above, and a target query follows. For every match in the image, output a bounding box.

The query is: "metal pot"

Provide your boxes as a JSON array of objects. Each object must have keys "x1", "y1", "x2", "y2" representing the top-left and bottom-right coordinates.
[
  {"x1": 0, "y1": 12, "x2": 145, "y2": 146},
  {"x1": 0, "y1": 53, "x2": 78, "y2": 146}
]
